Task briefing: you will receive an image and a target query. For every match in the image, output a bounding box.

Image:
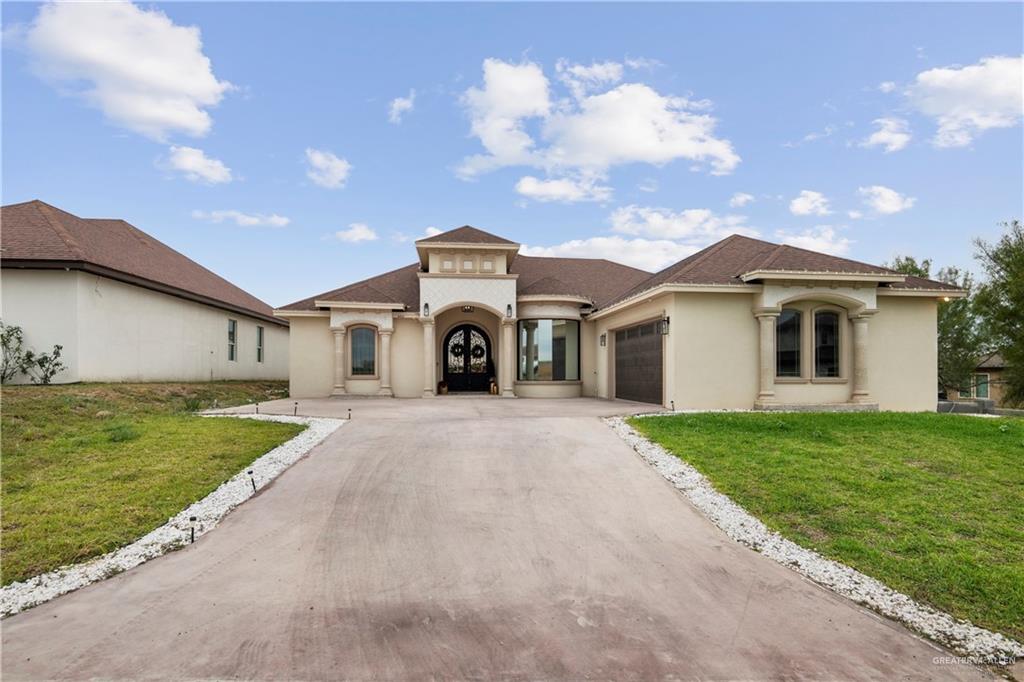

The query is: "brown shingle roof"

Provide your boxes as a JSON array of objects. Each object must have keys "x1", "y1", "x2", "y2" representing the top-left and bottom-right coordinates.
[
  {"x1": 416, "y1": 225, "x2": 518, "y2": 245},
  {"x1": 1, "y1": 200, "x2": 284, "y2": 325},
  {"x1": 278, "y1": 263, "x2": 421, "y2": 311},
  {"x1": 278, "y1": 231, "x2": 960, "y2": 314},
  {"x1": 609, "y1": 234, "x2": 959, "y2": 305}
]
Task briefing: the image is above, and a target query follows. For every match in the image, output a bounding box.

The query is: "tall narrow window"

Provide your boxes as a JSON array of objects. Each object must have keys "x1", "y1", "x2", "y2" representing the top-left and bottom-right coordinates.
[
  {"x1": 256, "y1": 326, "x2": 264, "y2": 363},
  {"x1": 776, "y1": 309, "x2": 801, "y2": 377},
  {"x1": 227, "y1": 319, "x2": 237, "y2": 362},
  {"x1": 974, "y1": 373, "x2": 989, "y2": 399},
  {"x1": 350, "y1": 327, "x2": 376, "y2": 376},
  {"x1": 814, "y1": 311, "x2": 840, "y2": 377}
]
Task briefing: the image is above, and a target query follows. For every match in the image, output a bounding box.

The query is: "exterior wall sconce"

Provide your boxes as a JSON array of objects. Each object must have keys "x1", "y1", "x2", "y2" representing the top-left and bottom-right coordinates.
[
  {"x1": 599, "y1": 333, "x2": 607, "y2": 347},
  {"x1": 462, "y1": 305, "x2": 475, "y2": 313},
  {"x1": 658, "y1": 317, "x2": 670, "y2": 335},
  {"x1": 506, "y1": 304, "x2": 513, "y2": 318},
  {"x1": 422, "y1": 303, "x2": 430, "y2": 317}
]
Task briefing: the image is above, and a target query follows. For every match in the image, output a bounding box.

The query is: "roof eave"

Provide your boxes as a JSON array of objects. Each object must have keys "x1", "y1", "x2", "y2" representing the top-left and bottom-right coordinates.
[
  {"x1": 739, "y1": 269, "x2": 906, "y2": 284},
  {"x1": 877, "y1": 288, "x2": 967, "y2": 298}
]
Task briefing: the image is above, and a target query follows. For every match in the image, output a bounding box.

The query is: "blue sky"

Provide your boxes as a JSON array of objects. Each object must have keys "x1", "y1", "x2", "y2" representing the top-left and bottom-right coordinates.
[{"x1": 3, "y1": 2, "x2": 1022, "y2": 307}]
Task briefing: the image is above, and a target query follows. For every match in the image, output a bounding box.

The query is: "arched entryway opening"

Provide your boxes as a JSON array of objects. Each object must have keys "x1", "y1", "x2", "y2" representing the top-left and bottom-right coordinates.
[{"x1": 442, "y1": 323, "x2": 494, "y2": 392}]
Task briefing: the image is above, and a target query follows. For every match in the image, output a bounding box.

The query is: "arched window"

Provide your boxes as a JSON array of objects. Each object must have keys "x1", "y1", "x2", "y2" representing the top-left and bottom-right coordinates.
[
  {"x1": 350, "y1": 327, "x2": 376, "y2": 376},
  {"x1": 776, "y1": 309, "x2": 801, "y2": 377},
  {"x1": 814, "y1": 311, "x2": 840, "y2": 378}
]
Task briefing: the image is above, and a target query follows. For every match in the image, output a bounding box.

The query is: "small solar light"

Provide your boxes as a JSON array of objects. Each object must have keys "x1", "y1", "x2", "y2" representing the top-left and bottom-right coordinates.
[
  {"x1": 248, "y1": 470, "x2": 257, "y2": 493},
  {"x1": 293, "y1": 401, "x2": 298, "y2": 416},
  {"x1": 189, "y1": 516, "x2": 197, "y2": 544},
  {"x1": 347, "y1": 408, "x2": 352, "y2": 420},
  {"x1": 255, "y1": 402, "x2": 260, "y2": 414}
]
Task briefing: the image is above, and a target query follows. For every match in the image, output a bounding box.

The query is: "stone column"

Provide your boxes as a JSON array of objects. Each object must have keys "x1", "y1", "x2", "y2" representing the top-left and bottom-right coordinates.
[
  {"x1": 754, "y1": 310, "x2": 779, "y2": 407},
  {"x1": 850, "y1": 312, "x2": 875, "y2": 403},
  {"x1": 378, "y1": 329, "x2": 393, "y2": 397},
  {"x1": 501, "y1": 320, "x2": 516, "y2": 397},
  {"x1": 421, "y1": 319, "x2": 435, "y2": 397},
  {"x1": 331, "y1": 327, "x2": 346, "y2": 396}
]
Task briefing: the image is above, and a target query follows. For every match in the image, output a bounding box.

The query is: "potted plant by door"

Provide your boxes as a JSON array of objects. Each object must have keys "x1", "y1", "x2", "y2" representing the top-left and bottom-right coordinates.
[{"x1": 438, "y1": 380, "x2": 448, "y2": 395}]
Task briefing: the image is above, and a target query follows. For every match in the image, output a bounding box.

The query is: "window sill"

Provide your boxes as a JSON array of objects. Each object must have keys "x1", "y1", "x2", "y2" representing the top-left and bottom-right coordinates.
[
  {"x1": 774, "y1": 377, "x2": 807, "y2": 384},
  {"x1": 811, "y1": 377, "x2": 847, "y2": 384},
  {"x1": 347, "y1": 375, "x2": 379, "y2": 381},
  {"x1": 515, "y1": 380, "x2": 582, "y2": 385}
]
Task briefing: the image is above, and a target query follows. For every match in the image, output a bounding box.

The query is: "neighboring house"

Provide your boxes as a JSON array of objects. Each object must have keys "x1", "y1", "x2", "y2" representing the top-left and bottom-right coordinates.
[
  {"x1": 277, "y1": 225, "x2": 961, "y2": 411},
  {"x1": 1, "y1": 200, "x2": 288, "y2": 384},
  {"x1": 949, "y1": 353, "x2": 1009, "y2": 405}
]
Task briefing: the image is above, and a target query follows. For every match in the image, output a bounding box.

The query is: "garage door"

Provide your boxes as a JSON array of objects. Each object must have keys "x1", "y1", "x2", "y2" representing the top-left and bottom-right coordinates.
[{"x1": 614, "y1": 321, "x2": 663, "y2": 404}]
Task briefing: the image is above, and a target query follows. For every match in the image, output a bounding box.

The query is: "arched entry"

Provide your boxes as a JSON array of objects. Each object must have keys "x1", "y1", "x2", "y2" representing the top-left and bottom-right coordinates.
[{"x1": 443, "y1": 324, "x2": 493, "y2": 392}]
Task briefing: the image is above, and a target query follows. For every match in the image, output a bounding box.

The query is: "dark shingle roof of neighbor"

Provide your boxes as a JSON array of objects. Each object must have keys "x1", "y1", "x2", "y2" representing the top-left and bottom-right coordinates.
[
  {"x1": 1, "y1": 200, "x2": 284, "y2": 325},
  {"x1": 977, "y1": 353, "x2": 1005, "y2": 369},
  {"x1": 416, "y1": 225, "x2": 518, "y2": 245}
]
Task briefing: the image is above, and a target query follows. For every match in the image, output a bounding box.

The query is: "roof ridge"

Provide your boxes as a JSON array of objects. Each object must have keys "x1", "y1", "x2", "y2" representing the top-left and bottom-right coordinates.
[
  {"x1": 35, "y1": 202, "x2": 86, "y2": 259},
  {"x1": 754, "y1": 241, "x2": 899, "y2": 274}
]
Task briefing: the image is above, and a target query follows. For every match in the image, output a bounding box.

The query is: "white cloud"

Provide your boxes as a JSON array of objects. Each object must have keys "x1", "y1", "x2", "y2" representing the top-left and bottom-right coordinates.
[
  {"x1": 775, "y1": 226, "x2": 852, "y2": 256},
  {"x1": 878, "y1": 81, "x2": 897, "y2": 93},
  {"x1": 165, "y1": 145, "x2": 231, "y2": 184},
  {"x1": 18, "y1": 1, "x2": 231, "y2": 141},
  {"x1": 860, "y1": 117, "x2": 911, "y2": 153},
  {"x1": 610, "y1": 205, "x2": 756, "y2": 243},
  {"x1": 388, "y1": 89, "x2": 415, "y2": 124},
  {"x1": 847, "y1": 210, "x2": 863, "y2": 219},
  {"x1": 789, "y1": 190, "x2": 831, "y2": 216},
  {"x1": 457, "y1": 58, "x2": 739, "y2": 184},
  {"x1": 457, "y1": 59, "x2": 552, "y2": 178},
  {"x1": 191, "y1": 209, "x2": 289, "y2": 227},
  {"x1": 392, "y1": 226, "x2": 443, "y2": 243},
  {"x1": 729, "y1": 192, "x2": 755, "y2": 208},
  {"x1": 305, "y1": 148, "x2": 352, "y2": 189},
  {"x1": 624, "y1": 57, "x2": 663, "y2": 71},
  {"x1": 556, "y1": 59, "x2": 624, "y2": 99},
  {"x1": 334, "y1": 223, "x2": 377, "y2": 243},
  {"x1": 906, "y1": 55, "x2": 1023, "y2": 147},
  {"x1": 515, "y1": 175, "x2": 612, "y2": 203},
  {"x1": 858, "y1": 185, "x2": 916, "y2": 214},
  {"x1": 637, "y1": 178, "x2": 659, "y2": 193},
  {"x1": 521, "y1": 236, "x2": 698, "y2": 272}
]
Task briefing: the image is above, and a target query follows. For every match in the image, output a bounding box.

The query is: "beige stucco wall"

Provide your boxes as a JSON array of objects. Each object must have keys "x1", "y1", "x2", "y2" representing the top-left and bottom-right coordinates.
[
  {"x1": 391, "y1": 317, "x2": 424, "y2": 398},
  {"x1": 870, "y1": 296, "x2": 937, "y2": 411},
  {"x1": 671, "y1": 292, "x2": 760, "y2": 409},
  {"x1": 1, "y1": 269, "x2": 287, "y2": 384},
  {"x1": 287, "y1": 316, "x2": 333, "y2": 397},
  {"x1": 1, "y1": 269, "x2": 80, "y2": 383}
]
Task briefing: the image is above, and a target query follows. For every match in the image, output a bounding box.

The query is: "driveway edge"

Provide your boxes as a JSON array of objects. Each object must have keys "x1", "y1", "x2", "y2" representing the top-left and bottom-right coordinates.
[
  {"x1": 0, "y1": 414, "x2": 345, "y2": 618},
  {"x1": 604, "y1": 415, "x2": 1023, "y2": 667}
]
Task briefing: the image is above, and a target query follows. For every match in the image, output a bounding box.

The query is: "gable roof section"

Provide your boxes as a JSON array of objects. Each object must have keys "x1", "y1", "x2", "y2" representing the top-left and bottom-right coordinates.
[
  {"x1": 416, "y1": 225, "x2": 518, "y2": 245},
  {"x1": 278, "y1": 263, "x2": 421, "y2": 311},
  {"x1": 1, "y1": 200, "x2": 284, "y2": 325},
  {"x1": 610, "y1": 234, "x2": 959, "y2": 305}
]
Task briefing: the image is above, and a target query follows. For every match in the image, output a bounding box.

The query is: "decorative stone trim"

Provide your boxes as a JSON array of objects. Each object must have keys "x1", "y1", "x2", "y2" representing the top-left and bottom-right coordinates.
[
  {"x1": 0, "y1": 414, "x2": 345, "y2": 619},
  {"x1": 604, "y1": 416, "x2": 1023, "y2": 664}
]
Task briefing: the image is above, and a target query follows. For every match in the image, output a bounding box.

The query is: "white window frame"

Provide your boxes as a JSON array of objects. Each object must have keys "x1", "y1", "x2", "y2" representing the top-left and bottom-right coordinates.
[{"x1": 256, "y1": 325, "x2": 264, "y2": 363}]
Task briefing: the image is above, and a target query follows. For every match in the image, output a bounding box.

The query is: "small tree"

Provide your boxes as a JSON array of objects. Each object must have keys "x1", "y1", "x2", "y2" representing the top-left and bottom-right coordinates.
[
  {"x1": 0, "y1": 320, "x2": 68, "y2": 385},
  {"x1": 973, "y1": 220, "x2": 1024, "y2": 406},
  {"x1": 886, "y1": 257, "x2": 985, "y2": 396}
]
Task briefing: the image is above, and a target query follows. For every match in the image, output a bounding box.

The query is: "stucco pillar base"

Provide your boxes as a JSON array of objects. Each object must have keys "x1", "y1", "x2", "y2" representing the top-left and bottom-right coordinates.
[
  {"x1": 754, "y1": 309, "x2": 779, "y2": 406},
  {"x1": 330, "y1": 327, "x2": 347, "y2": 396},
  {"x1": 850, "y1": 311, "x2": 876, "y2": 405},
  {"x1": 753, "y1": 399, "x2": 778, "y2": 409},
  {"x1": 378, "y1": 330, "x2": 393, "y2": 397},
  {"x1": 421, "y1": 318, "x2": 436, "y2": 397}
]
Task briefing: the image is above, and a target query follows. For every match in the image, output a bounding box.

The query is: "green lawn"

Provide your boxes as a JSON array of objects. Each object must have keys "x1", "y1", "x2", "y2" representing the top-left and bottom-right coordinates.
[
  {"x1": 629, "y1": 412, "x2": 1024, "y2": 642},
  {"x1": 1, "y1": 381, "x2": 303, "y2": 585}
]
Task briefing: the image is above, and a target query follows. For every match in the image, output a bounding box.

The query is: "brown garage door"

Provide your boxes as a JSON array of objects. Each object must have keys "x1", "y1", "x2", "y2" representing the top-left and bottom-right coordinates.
[{"x1": 614, "y1": 321, "x2": 663, "y2": 404}]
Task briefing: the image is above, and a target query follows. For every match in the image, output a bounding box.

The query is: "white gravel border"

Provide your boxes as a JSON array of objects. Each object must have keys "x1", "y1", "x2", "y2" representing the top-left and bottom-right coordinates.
[
  {"x1": 605, "y1": 415, "x2": 1023, "y2": 665},
  {"x1": 0, "y1": 414, "x2": 345, "y2": 618}
]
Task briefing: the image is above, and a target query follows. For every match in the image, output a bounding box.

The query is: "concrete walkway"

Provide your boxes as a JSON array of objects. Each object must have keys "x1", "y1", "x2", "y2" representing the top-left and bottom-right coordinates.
[{"x1": 2, "y1": 398, "x2": 986, "y2": 680}]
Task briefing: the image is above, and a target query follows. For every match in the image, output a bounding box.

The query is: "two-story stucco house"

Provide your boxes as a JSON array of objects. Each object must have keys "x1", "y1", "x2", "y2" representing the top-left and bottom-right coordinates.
[{"x1": 277, "y1": 225, "x2": 960, "y2": 411}]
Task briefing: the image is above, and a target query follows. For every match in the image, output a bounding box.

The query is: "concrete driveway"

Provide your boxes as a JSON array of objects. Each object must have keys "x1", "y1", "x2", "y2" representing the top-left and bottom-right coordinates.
[{"x1": 2, "y1": 398, "x2": 985, "y2": 680}]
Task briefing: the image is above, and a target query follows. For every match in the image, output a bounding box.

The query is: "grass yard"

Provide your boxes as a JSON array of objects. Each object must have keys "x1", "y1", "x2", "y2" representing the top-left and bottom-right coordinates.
[
  {"x1": 1, "y1": 381, "x2": 303, "y2": 585},
  {"x1": 629, "y1": 412, "x2": 1024, "y2": 642}
]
